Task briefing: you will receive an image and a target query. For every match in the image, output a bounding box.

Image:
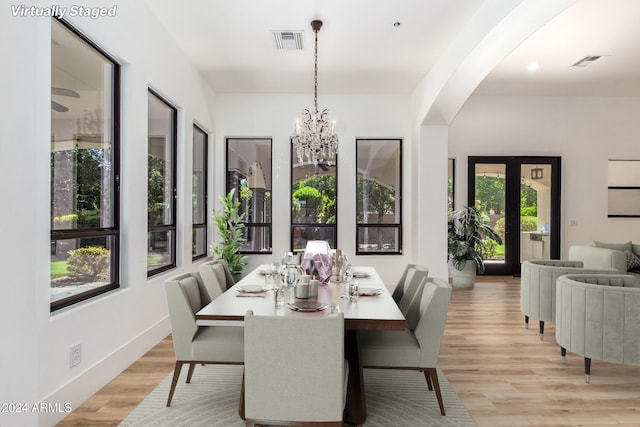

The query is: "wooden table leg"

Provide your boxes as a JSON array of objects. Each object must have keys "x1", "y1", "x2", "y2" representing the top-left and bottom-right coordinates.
[{"x1": 343, "y1": 330, "x2": 366, "y2": 425}]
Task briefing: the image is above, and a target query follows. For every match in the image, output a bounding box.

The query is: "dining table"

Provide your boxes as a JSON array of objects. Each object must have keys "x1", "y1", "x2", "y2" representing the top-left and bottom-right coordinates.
[{"x1": 195, "y1": 264, "x2": 406, "y2": 425}]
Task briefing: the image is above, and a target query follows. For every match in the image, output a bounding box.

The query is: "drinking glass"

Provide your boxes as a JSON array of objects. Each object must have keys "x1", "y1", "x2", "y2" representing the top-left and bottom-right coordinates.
[
  {"x1": 349, "y1": 280, "x2": 359, "y2": 302},
  {"x1": 274, "y1": 287, "x2": 285, "y2": 308}
]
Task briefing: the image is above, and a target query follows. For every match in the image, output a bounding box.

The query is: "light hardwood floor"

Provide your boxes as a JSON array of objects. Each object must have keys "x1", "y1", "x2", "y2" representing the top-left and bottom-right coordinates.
[{"x1": 57, "y1": 276, "x2": 640, "y2": 426}]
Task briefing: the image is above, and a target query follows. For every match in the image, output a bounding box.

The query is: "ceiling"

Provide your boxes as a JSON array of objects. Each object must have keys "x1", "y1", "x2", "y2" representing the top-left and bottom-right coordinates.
[{"x1": 143, "y1": 0, "x2": 640, "y2": 97}]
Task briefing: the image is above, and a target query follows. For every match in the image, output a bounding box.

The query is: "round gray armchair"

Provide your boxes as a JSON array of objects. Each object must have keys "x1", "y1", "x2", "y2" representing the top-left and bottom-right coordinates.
[
  {"x1": 520, "y1": 260, "x2": 616, "y2": 340},
  {"x1": 555, "y1": 274, "x2": 640, "y2": 383}
]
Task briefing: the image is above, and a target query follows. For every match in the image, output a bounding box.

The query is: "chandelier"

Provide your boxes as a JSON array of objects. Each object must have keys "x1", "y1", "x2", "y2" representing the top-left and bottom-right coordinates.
[{"x1": 292, "y1": 19, "x2": 338, "y2": 166}]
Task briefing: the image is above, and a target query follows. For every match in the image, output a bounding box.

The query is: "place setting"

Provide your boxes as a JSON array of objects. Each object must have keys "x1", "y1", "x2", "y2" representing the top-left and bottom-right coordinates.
[
  {"x1": 235, "y1": 284, "x2": 268, "y2": 297},
  {"x1": 285, "y1": 300, "x2": 330, "y2": 312},
  {"x1": 357, "y1": 287, "x2": 384, "y2": 296}
]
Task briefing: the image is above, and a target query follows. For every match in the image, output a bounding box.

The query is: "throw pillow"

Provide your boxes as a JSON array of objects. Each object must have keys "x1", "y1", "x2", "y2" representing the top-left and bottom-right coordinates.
[
  {"x1": 594, "y1": 240, "x2": 633, "y2": 252},
  {"x1": 626, "y1": 250, "x2": 640, "y2": 271}
]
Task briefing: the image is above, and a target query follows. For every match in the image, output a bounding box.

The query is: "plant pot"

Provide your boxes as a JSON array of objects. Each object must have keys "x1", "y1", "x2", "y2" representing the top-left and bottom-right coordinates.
[{"x1": 451, "y1": 262, "x2": 476, "y2": 289}]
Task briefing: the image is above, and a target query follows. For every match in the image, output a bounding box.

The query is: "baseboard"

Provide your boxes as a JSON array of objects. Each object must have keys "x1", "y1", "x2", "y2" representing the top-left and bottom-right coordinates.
[{"x1": 39, "y1": 316, "x2": 171, "y2": 427}]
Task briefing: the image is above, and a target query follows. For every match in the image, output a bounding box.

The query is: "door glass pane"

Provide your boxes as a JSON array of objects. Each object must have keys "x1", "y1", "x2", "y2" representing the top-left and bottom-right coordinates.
[
  {"x1": 520, "y1": 164, "x2": 552, "y2": 262},
  {"x1": 474, "y1": 164, "x2": 506, "y2": 265}
]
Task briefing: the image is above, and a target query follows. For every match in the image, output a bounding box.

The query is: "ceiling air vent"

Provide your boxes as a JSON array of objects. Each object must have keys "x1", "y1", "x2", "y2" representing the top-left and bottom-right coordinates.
[
  {"x1": 572, "y1": 55, "x2": 603, "y2": 67},
  {"x1": 271, "y1": 30, "x2": 304, "y2": 50}
]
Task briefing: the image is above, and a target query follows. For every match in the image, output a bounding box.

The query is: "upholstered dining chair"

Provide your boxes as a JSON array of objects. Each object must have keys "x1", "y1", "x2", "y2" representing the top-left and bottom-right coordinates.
[
  {"x1": 199, "y1": 259, "x2": 234, "y2": 301},
  {"x1": 397, "y1": 268, "x2": 429, "y2": 317},
  {"x1": 241, "y1": 310, "x2": 348, "y2": 427},
  {"x1": 164, "y1": 273, "x2": 244, "y2": 407},
  {"x1": 391, "y1": 263, "x2": 428, "y2": 304},
  {"x1": 360, "y1": 277, "x2": 452, "y2": 416}
]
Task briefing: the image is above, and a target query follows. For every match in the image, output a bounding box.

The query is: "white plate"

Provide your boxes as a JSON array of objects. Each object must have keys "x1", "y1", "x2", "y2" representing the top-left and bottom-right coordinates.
[
  {"x1": 236, "y1": 285, "x2": 266, "y2": 293},
  {"x1": 286, "y1": 302, "x2": 329, "y2": 312},
  {"x1": 358, "y1": 287, "x2": 383, "y2": 296}
]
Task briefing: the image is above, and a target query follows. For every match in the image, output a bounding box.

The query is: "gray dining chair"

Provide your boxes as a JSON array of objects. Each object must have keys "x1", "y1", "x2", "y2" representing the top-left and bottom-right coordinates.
[
  {"x1": 360, "y1": 277, "x2": 452, "y2": 416},
  {"x1": 164, "y1": 272, "x2": 244, "y2": 407},
  {"x1": 392, "y1": 263, "x2": 428, "y2": 304},
  {"x1": 397, "y1": 268, "x2": 429, "y2": 317},
  {"x1": 241, "y1": 310, "x2": 348, "y2": 426},
  {"x1": 199, "y1": 259, "x2": 234, "y2": 300}
]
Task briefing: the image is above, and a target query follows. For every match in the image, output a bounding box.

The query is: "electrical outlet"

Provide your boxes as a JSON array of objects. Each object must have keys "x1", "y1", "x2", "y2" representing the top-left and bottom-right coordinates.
[{"x1": 70, "y1": 343, "x2": 81, "y2": 368}]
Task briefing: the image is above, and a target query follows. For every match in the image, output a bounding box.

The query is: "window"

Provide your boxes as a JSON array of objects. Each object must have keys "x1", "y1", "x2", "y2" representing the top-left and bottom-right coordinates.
[
  {"x1": 147, "y1": 90, "x2": 177, "y2": 275},
  {"x1": 226, "y1": 138, "x2": 272, "y2": 253},
  {"x1": 50, "y1": 19, "x2": 120, "y2": 311},
  {"x1": 291, "y1": 150, "x2": 337, "y2": 253},
  {"x1": 192, "y1": 124, "x2": 208, "y2": 259},
  {"x1": 356, "y1": 138, "x2": 402, "y2": 254}
]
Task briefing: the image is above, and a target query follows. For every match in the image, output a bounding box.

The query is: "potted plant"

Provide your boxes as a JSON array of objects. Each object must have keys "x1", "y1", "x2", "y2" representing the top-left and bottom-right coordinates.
[
  {"x1": 210, "y1": 189, "x2": 248, "y2": 279},
  {"x1": 447, "y1": 206, "x2": 502, "y2": 289}
]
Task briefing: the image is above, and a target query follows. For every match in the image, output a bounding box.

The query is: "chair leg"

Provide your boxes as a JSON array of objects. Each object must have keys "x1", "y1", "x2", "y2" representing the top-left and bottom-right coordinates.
[
  {"x1": 539, "y1": 320, "x2": 545, "y2": 340},
  {"x1": 239, "y1": 369, "x2": 246, "y2": 420},
  {"x1": 166, "y1": 361, "x2": 185, "y2": 407},
  {"x1": 422, "y1": 369, "x2": 433, "y2": 390},
  {"x1": 425, "y1": 368, "x2": 446, "y2": 416},
  {"x1": 524, "y1": 315, "x2": 529, "y2": 329},
  {"x1": 186, "y1": 362, "x2": 196, "y2": 383},
  {"x1": 561, "y1": 346, "x2": 566, "y2": 364},
  {"x1": 584, "y1": 357, "x2": 591, "y2": 383}
]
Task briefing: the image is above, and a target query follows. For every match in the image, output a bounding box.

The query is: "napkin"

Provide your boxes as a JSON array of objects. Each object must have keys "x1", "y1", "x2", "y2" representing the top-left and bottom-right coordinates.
[{"x1": 236, "y1": 292, "x2": 267, "y2": 298}]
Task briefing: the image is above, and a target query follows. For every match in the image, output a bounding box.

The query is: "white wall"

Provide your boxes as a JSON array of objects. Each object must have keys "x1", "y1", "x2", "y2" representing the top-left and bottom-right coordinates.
[
  {"x1": 450, "y1": 95, "x2": 640, "y2": 257},
  {"x1": 1, "y1": 1, "x2": 217, "y2": 425},
  {"x1": 213, "y1": 94, "x2": 418, "y2": 285}
]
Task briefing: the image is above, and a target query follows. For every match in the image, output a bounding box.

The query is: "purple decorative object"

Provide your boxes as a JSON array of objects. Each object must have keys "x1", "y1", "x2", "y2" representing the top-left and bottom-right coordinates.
[{"x1": 300, "y1": 240, "x2": 333, "y2": 284}]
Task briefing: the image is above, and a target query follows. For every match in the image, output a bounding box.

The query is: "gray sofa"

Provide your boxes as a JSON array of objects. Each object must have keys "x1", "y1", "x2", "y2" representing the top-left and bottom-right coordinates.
[
  {"x1": 555, "y1": 274, "x2": 640, "y2": 382},
  {"x1": 569, "y1": 243, "x2": 640, "y2": 282}
]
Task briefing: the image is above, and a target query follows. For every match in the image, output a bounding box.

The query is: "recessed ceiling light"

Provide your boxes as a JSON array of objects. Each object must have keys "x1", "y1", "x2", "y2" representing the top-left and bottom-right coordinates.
[{"x1": 527, "y1": 62, "x2": 540, "y2": 72}]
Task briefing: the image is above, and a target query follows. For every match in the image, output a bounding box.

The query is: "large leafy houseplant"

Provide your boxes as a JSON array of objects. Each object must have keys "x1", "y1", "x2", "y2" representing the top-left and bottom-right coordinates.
[
  {"x1": 210, "y1": 189, "x2": 248, "y2": 276},
  {"x1": 447, "y1": 206, "x2": 502, "y2": 274}
]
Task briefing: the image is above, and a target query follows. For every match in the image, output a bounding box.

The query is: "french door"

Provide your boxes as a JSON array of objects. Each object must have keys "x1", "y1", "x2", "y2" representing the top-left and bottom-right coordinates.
[{"x1": 468, "y1": 156, "x2": 561, "y2": 276}]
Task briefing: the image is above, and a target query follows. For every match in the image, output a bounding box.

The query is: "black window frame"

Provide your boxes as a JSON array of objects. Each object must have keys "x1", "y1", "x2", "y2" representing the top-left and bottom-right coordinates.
[
  {"x1": 147, "y1": 89, "x2": 178, "y2": 277},
  {"x1": 225, "y1": 137, "x2": 273, "y2": 255},
  {"x1": 355, "y1": 138, "x2": 402, "y2": 255},
  {"x1": 192, "y1": 123, "x2": 209, "y2": 260},
  {"x1": 50, "y1": 18, "x2": 121, "y2": 312}
]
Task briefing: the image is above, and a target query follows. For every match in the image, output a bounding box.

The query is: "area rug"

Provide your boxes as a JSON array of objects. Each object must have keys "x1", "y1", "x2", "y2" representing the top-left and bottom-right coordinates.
[{"x1": 120, "y1": 365, "x2": 476, "y2": 427}]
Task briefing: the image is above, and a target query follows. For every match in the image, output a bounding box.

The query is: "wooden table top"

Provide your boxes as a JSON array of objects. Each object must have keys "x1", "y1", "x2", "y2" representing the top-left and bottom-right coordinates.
[{"x1": 196, "y1": 265, "x2": 406, "y2": 331}]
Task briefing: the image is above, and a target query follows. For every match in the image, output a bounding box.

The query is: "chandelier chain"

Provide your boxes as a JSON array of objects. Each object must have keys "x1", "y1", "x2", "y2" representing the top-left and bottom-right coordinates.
[
  {"x1": 314, "y1": 25, "x2": 318, "y2": 111},
  {"x1": 291, "y1": 19, "x2": 338, "y2": 167}
]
